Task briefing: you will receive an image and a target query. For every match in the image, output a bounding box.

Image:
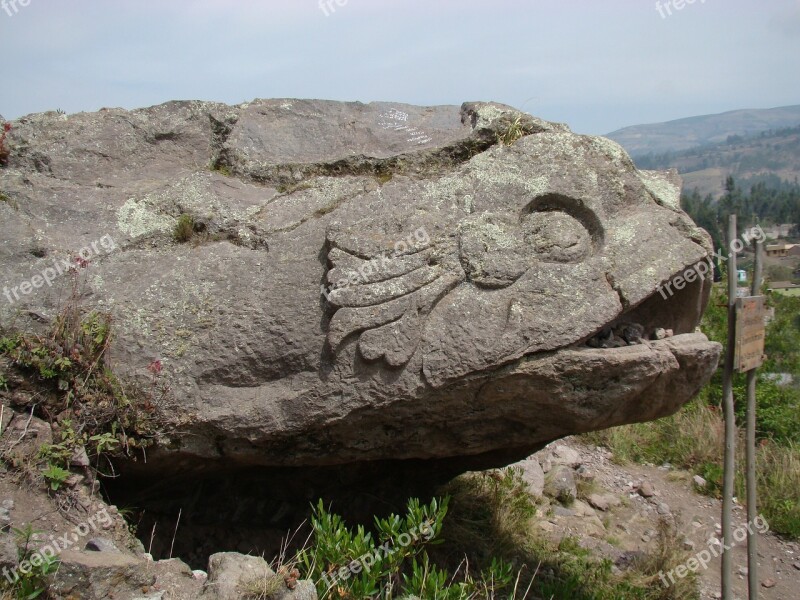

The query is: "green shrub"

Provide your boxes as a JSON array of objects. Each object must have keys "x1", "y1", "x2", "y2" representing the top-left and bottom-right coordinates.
[
  {"x1": 297, "y1": 497, "x2": 456, "y2": 599},
  {"x1": 41, "y1": 463, "x2": 70, "y2": 490},
  {"x1": 173, "y1": 214, "x2": 195, "y2": 243}
]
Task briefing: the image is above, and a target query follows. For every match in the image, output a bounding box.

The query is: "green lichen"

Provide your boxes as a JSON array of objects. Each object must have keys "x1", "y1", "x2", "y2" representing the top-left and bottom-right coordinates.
[
  {"x1": 117, "y1": 197, "x2": 175, "y2": 239},
  {"x1": 639, "y1": 170, "x2": 681, "y2": 210}
]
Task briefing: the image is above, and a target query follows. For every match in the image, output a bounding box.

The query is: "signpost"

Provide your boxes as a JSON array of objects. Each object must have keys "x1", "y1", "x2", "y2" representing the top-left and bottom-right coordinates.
[
  {"x1": 743, "y1": 241, "x2": 764, "y2": 600},
  {"x1": 721, "y1": 223, "x2": 765, "y2": 600},
  {"x1": 734, "y1": 295, "x2": 766, "y2": 373}
]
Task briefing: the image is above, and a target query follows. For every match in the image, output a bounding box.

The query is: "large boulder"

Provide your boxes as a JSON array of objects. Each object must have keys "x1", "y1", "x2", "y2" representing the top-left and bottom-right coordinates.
[{"x1": 0, "y1": 99, "x2": 720, "y2": 476}]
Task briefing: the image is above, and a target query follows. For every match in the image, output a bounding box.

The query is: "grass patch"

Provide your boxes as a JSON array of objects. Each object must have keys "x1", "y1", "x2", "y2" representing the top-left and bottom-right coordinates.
[
  {"x1": 173, "y1": 213, "x2": 195, "y2": 243},
  {"x1": 585, "y1": 401, "x2": 800, "y2": 538},
  {"x1": 238, "y1": 569, "x2": 287, "y2": 599},
  {"x1": 209, "y1": 162, "x2": 232, "y2": 177},
  {"x1": 429, "y1": 468, "x2": 696, "y2": 599},
  {"x1": 497, "y1": 116, "x2": 529, "y2": 146}
]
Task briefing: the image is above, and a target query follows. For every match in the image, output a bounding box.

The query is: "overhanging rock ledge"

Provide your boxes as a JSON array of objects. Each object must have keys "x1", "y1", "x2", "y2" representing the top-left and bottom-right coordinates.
[{"x1": 0, "y1": 99, "x2": 722, "y2": 477}]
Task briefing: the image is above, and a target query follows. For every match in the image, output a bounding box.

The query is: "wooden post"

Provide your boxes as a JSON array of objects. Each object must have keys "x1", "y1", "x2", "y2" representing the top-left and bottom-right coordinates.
[
  {"x1": 746, "y1": 239, "x2": 763, "y2": 599},
  {"x1": 721, "y1": 214, "x2": 737, "y2": 600}
]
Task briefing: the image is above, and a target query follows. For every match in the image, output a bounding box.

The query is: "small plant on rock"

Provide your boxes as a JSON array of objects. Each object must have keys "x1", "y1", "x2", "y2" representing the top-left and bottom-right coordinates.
[
  {"x1": 4, "y1": 523, "x2": 60, "y2": 599},
  {"x1": 41, "y1": 463, "x2": 70, "y2": 491},
  {"x1": 497, "y1": 116, "x2": 528, "y2": 146},
  {"x1": 0, "y1": 276, "x2": 161, "y2": 469},
  {"x1": 238, "y1": 568, "x2": 288, "y2": 600},
  {"x1": 173, "y1": 214, "x2": 195, "y2": 243}
]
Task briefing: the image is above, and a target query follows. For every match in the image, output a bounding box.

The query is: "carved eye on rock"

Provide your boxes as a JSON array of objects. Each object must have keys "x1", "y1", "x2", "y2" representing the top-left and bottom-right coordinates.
[
  {"x1": 458, "y1": 193, "x2": 605, "y2": 289},
  {"x1": 520, "y1": 193, "x2": 604, "y2": 264}
]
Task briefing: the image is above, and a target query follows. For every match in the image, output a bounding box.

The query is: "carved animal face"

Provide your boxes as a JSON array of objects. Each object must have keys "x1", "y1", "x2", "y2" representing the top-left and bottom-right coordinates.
[{"x1": 324, "y1": 132, "x2": 712, "y2": 387}]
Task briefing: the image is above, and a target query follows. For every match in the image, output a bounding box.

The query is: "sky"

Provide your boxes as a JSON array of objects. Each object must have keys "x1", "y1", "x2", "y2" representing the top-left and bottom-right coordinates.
[{"x1": 1, "y1": 0, "x2": 799, "y2": 135}]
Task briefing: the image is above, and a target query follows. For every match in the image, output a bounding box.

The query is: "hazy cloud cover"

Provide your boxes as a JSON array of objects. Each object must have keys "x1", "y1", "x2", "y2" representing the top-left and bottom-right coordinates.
[{"x1": 1, "y1": 0, "x2": 799, "y2": 134}]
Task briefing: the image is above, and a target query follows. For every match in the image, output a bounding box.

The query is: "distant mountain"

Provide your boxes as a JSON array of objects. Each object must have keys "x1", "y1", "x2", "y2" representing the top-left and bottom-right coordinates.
[
  {"x1": 606, "y1": 105, "x2": 800, "y2": 158},
  {"x1": 628, "y1": 125, "x2": 800, "y2": 198}
]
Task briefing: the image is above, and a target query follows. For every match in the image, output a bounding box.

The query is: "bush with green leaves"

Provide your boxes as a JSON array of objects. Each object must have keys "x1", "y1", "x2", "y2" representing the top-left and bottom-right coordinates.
[
  {"x1": 173, "y1": 213, "x2": 195, "y2": 243},
  {"x1": 296, "y1": 497, "x2": 517, "y2": 599},
  {"x1": 41, "y1": 463, "x2": 70, "y2": 491}
]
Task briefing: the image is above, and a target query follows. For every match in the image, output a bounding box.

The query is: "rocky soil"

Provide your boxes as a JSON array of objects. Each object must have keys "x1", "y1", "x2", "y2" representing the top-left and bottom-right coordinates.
[
  {"x1": 0, "y1": 406, "x2": 315, "y2": 600},
  {"x1": 513, "y1": 437, "x2": 800, "y2": 600},
  {"x1": 2, "y1": 403, "x2": 796, "y2": 598}
]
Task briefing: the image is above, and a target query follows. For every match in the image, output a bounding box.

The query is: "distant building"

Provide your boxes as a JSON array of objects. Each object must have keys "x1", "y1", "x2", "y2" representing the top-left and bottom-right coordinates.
[
  {"x1": 789, "y1": 245, "x2": 800, "y2": 258},
  {"x1": 737, "y1": 269, "x2": 747, "y2": 282},
  {"x1": 767, "y1": 281, "x2": 800, "y2": 297},
  {"x1": 765, "y1": 244, "x2": 795, "y2": 258}
]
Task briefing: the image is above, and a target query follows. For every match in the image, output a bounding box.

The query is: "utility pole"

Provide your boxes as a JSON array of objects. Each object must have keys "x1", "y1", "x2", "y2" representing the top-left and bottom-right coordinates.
[
  {"x1": 746, "y1": 239, "x2": 764, "y2": 598},
  {"x1": 721, "y1": 214, "x2": 737, "y2": 600}
]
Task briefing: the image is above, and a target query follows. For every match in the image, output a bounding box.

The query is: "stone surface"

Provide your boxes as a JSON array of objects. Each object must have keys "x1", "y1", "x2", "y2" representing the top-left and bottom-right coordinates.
[
  {"x1": 48, "y1": 549, "x2": 155, "y2": 600},
  {"x1": 0, "y1": 99, "x2": 721, "y2": 476},
  {"x1": 70, "y1": 446, "x2": 91, "y2": 468},
  {"x1": 638, "y1": 482, "x2": 656, "y2": 498},
  {"x1": 85, "y1": 537, "x2": 121, "y2": 553},
  {"x1": 587, "y1": 493, "x2": 621, "y2": 512},
  {"x1": 515, "y1": 456, "x2": 545, "y2": 498},
  {"x1": 202, "y1": 552, "x2": 316, "y2": 600},
  {"x1": 544, "y1": 466, "x2": 578, "y2": 503},
  {"x1": 547, "y1": 445, "x2": 582, "y2": 468},
  {"x1": 0, "y1": 532, "x2": 17, "y2": 570}
]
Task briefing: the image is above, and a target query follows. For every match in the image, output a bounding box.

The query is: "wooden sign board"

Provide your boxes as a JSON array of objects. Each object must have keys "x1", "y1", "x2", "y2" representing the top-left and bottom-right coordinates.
[{"x1": 734, "y1": 296, "x2": 766, "y2": 372}]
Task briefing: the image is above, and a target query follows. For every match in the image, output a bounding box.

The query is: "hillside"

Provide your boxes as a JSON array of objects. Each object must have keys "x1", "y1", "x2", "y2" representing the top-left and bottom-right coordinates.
[
  {"x1": 634, "y1": 125, "x2": 800, "y2": 197},
  {"x1": 606, "y1": 105, "x2": 800, "y2": 158}
]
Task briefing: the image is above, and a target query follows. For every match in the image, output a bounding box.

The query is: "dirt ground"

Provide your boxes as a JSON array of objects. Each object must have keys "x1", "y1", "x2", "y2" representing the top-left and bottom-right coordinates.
[{"x1": 530, "y1": 438, "x2": 799, "y2": 600}]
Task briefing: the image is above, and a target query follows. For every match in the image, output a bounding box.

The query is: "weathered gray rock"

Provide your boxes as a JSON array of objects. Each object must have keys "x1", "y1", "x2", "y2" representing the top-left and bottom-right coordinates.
[
  {"x1": 85, "y1": 537, "x2": 120, "y2": 553},
  {"x1": 544, "y1": 466, "x2": 578, "y2": 503},
  {"x1": 638, "y1": 482, "x2": 656, "y2": 498},
  {"x1": 514, "y1": 456, "x2": 545, "y2": 498},
  {"x1": 587, "y1": 493, "x2": 621, "y2": 512},
  {"x1": 0, "y1": 99, "x2": 721, "y2": 477},
  {"x1": 0, "y1": 532, "x2": 17, "y2": 570},
  {"x1": 48, "y1": 549, "x2": 156, "y2": 600},
  {"x1": 545, "y1": 445, "x2": 583, "y2": 468},
  {"x1": 202, "y1": 552, "x2": 316, "y2": 600}
]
